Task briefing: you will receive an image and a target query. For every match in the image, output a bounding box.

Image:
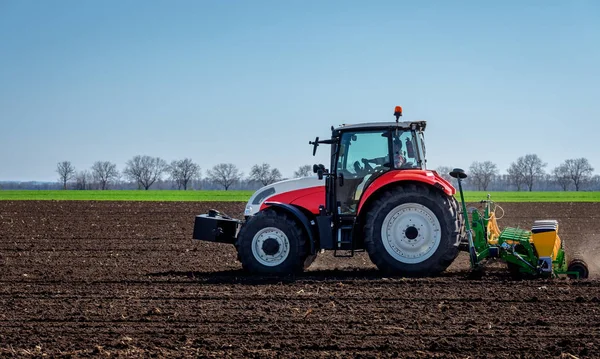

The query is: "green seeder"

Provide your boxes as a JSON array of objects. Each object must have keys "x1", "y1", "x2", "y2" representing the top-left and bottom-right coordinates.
[{"x1": 450, "y1": 168, "x2": 589, "y2": 279}]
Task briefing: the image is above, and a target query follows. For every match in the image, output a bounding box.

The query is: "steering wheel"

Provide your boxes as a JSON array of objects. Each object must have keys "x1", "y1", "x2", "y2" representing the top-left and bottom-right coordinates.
[
  {"x1": 360, "y1": 158, "x2": 374, "y2": 172},
  {"x1": 353, "y1": 161, "x2": 363, "y2": 174}
]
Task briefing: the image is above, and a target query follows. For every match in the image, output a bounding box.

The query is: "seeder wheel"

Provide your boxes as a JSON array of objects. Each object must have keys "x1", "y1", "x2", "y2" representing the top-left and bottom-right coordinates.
[{"x1": 567, "y1": 258, "x2": 589, "y2": 279}]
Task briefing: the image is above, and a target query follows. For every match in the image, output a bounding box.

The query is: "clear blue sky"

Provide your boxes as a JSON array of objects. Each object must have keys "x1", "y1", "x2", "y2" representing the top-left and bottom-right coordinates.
[{"x1": 1, "y1": 0, "x2": 599, "y2": 182}]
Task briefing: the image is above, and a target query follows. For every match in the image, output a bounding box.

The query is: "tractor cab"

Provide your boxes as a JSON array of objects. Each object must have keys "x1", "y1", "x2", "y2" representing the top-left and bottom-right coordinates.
[
  {"x1": 326, "y1": 120, "x2": 427, "y2": 215},
  {"x1": 310, "y1": 106, "x2": 428, "y2": 216}
]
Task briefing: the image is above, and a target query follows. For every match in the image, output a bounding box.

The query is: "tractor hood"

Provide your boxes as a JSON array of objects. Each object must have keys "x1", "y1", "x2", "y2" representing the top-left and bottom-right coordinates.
[{"x1": 244, "y1": 176, "x2": 324, "y2": 216}]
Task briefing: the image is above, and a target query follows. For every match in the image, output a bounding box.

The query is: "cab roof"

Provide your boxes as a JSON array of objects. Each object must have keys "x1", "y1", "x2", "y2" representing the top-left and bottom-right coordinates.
[{"x1": 333, "y1": 121, "x2": 427, "y2": 133}]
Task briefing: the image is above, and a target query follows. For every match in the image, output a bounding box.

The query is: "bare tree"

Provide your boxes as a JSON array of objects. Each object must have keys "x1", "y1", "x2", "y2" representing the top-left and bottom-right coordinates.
[
  {"x1": 169, "y1": 158, "x2": 200, "y2": 190},
  {"x1": 507, "y1": 162, "x2": 525, "y2": 191},
  {"x1": 56, "y1": 161, "x2": 76, "y2": 190},
  {"x1": 74, "y1": 170, "x2": 91, "y2": 190},
  {"x1": 508, "y1": 154, "x2": 546, "y2": 191},
  {"x1": 293, "y1": 165, "x2": 313, "y2": 178},
  {"x1": 249, "y1": 163, "x2": 282, "y2": 186},
  {"x1": 207, "y1": 163, "x2": 242, "y2": 190},
  {"x1": 591, "y1": 175, "x2": 600, "y2": 191},
  {"x1": 91, "y1": 161, "x2": 119, "y2": 190},
  {"x1": 434, "y1": 166, "x2": 454, "y2": 183},
  {"x1": 123, "y1": 155, "x2": 167, "y2": 190},
  {"x1": 468, "y1": 161, "x2": 498, "y2": 191},
  {"x1": 562, "y1": 158, "x2": 594, "y2": 191},
  {"x1": 552, "y1": 165, "x2": 571, "y2": 191}
]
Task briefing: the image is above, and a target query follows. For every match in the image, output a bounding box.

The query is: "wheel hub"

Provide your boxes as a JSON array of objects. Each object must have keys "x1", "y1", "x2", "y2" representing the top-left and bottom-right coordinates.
[
  {"x1": 405, "y1": 226, "x2": 419, "y2": 240},
  {"x1": 261, "y1": 237, "x2": 280, "y2": 256}
]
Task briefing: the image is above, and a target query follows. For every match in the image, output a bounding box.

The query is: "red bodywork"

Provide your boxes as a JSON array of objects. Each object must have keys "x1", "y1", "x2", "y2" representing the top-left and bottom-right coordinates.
[
  {"x1": 260, "y1": 170, "x2": 455, "y2": 216},
  {"x1": 356, "y1": 170, "x2": 455, "y2": 213},
  {"x1": 261, "y1": 186, "x2": 324, "y2": 214}
]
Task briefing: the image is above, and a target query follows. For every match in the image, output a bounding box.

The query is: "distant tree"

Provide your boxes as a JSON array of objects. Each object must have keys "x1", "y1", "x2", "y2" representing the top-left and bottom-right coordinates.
[
  {"x1": 552, "y1": 165, "x2": 571, "y2": 191},
  {"x1": 434, "y1": 166, "x2": 454, "y2": 183},
  {"x1": 249, "y1": 163, "x2": 282, "y2": 186},
  {"x1": 293, "y1": 165, "x2": 313, "y2": 178},
  {"x1": 591, "y1": 175, "x2": 600, "y2": 191},
  {"x1": 207, "y1": 163, "x2": 242, "y2": 190},
  {"x1": 123, "y1": 155, "x2": 167, "y2": 190},
  {"x1": 507, "y1": 162, "x2": 525, "y2": 191},
  {"x1": 508, "y1": 154, "x2": 546, "y2": 191},
  {"x1": 169, "y1": 158, "x2": 200, "y2": 190},
  {"x1": 56, "y1": 161, "x2": 76, "y2": 190},
  {"x1": 91, "y1": 161, "x2": 119, "y2": 190},
  {"x1": 468, "y1": 161, "x2": 498, "y2": 191},
  {"x1": 74, "y1": 170, "x2": 91, "y2": 190},
  {"x1": 562, "y1": 158, "x2": 594, "y2": 191}
]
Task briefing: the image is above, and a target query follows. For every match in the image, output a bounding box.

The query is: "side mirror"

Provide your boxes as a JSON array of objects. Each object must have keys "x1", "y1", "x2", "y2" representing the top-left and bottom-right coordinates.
[
  {"x1": 405, "y1": 138, "x2": 415, "y2": 158},
  {"x1": 309, "y1": 137, "x2": 320, "y2": 156},
  {"x1": 449, "y1": 168, "x2": 468, "y2": 179},
  {"x1": 313, "y1": 164, "x2": 326, "y2": 180}
]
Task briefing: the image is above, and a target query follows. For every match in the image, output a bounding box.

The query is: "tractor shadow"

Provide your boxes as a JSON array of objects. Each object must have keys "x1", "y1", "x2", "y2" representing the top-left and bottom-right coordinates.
[{"x1": 147, "y1": 267, "x2": 519, "y2": 285}]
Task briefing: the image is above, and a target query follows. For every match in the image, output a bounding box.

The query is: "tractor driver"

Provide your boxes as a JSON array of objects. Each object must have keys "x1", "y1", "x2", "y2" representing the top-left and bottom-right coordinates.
[
  {"x1": 359, "y1": 135, "x2": 406, "y2": 171},
  {"x1": 393, "y1": 137, "x2": 406, "y2": 168}
]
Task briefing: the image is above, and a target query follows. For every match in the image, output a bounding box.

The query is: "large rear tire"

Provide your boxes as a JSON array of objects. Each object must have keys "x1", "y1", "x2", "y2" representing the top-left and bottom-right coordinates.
[
  {"x1": 363, "y1": 184, "x2": 461, "y2": 276},
  {"x1": 238, "y1": 209, "x2": 312, "y2": 275}
]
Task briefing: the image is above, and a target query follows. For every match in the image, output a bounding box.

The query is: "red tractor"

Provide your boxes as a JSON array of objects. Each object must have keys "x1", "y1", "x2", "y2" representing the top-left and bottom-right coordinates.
[{"x1": 193, "y1": 107, "x2": 464, "y2": 276}]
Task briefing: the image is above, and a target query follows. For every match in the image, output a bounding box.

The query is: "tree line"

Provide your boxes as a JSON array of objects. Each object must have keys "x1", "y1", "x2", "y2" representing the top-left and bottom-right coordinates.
[
  {"x1": 3, "y1": 154, "x2": 596, "y2": 192},
  {"x1": 436, "y1": 155, "x2": 598, "y2": 191},
  {"x1": 53, "y1": 156, "x2": 314, "y2": 190}
]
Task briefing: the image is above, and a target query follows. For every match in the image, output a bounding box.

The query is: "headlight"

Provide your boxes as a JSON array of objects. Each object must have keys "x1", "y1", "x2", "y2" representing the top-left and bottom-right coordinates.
[
  {"x1": 252, "y1": 187, "x2": 276, "y2": 205},
  {"x1": 244, "y1": 205, "x2": 253, "y2": 216}
]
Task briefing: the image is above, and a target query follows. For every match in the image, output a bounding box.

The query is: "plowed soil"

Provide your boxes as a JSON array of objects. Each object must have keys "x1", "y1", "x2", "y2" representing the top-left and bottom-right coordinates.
[{"x1": 1, "y1": 201, "x2": 600, "y2": 358}]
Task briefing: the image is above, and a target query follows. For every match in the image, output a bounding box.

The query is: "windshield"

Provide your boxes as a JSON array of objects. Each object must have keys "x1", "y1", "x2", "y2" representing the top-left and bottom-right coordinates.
[
  {"x1": 337, "y1": 131, "x2": 389, "y2": 174},
  {"x1": 391, "y1": 130, "x2": 420, "y2": 169}
]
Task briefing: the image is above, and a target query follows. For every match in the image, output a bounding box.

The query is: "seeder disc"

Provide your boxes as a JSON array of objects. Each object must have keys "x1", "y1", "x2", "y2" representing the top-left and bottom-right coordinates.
[{"x1": 567, "y1": 258, "x2": 589, "y2": 279}]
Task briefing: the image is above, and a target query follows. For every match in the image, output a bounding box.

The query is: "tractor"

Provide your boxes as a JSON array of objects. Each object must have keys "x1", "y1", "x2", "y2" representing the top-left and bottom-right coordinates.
[
  {"x1": 193, "y1": 106, "x2": 464, "y2": 276},
  {"x1": 192, "y1": 106, "x2": 589, "y2": 278}
]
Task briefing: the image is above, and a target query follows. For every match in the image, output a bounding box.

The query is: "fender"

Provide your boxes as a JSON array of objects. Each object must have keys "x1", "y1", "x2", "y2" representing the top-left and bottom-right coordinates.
[
  {"x1": 262, "y1": 202, "x2": 317, "y2": 254},
  {"x1": 357, "y1": 170, "x2": 456, "y2": 214}
]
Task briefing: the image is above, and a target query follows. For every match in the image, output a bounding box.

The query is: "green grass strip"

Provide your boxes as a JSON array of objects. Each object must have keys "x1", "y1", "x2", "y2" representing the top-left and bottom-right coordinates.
[
  {"x1": 0, "y1": 190, "x2": 255, "y2": 202},
  {"x1": 0, "y1": 190, "x2": 599, "y2": 202}
]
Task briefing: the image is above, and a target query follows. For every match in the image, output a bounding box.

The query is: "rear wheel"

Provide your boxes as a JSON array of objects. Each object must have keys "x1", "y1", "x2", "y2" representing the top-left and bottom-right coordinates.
[
  {"x1": 363, "y1": 184, "x2": 461, "y2": 276},
  {"x1": 238, "y1": 209, "x2": 312, "y2": 275}
]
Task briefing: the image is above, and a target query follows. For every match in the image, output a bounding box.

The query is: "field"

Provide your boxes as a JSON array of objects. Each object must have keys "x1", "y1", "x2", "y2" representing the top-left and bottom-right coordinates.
[
  {"x1": 1, "y1": 189, "x2": 600, "y2": 202},
  {"x1": 1, "y1": 200, "x2": 600, "y2": 358}
]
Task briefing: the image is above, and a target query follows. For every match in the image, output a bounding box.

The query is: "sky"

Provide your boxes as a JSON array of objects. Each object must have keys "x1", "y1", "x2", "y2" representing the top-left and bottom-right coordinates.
[{"x1": 1, "y1": 0, "x2": 599, "y2": 182}]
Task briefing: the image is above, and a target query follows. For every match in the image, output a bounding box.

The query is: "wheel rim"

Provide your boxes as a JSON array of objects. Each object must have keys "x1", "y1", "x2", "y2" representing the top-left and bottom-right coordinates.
[
  {"x1": 251, "y1": 227, "x2": 290, "y2": 267},
  {"x1": 380, "y1": 203, "x2": 442, "y2": 264}
]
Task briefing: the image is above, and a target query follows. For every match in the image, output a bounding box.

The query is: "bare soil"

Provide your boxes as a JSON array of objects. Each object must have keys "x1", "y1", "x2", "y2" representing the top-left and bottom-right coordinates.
[{"x1": 1, "y1": 201, "x2": 600, "y2": 358}]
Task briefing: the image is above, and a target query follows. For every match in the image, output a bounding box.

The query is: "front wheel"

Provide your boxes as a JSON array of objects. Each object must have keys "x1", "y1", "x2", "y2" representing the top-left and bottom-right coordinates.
[
  {"x1": 237, "y1": 209, "x2": 312, "y2": 275},
  {"x1": 363, "y1": 184, "x2": 461, "y2": 276}
]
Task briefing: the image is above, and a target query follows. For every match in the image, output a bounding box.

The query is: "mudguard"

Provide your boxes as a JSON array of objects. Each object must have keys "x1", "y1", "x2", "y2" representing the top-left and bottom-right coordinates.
[
  {"x1": 263, "y1": 202, "x2": 317, "y2": 254},
  {"x1": 357, "y1": 170, "x2": 456, "y2": 214}
]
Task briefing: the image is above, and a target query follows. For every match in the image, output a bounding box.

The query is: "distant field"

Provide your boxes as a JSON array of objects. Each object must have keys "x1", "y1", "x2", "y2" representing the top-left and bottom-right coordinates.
[
  {"x1": 0, "y1": 190, "x2": 254, "y2": 202},
  {"x1": 0, "y1": 189, "x2": 599, "y2": 202},
  {"x1": 460, "y1": 191, "x2": 600, "y2": 202}
]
